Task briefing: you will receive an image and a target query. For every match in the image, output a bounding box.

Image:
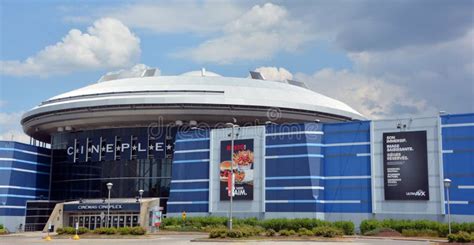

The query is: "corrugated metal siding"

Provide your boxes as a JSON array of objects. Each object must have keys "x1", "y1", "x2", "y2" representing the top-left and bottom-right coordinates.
[{"x1": 167, "y1": 131, "x2": 210, "y2": 213}]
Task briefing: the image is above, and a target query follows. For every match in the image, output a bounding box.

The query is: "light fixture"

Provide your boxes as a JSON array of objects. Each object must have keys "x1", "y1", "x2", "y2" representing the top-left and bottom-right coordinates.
[
  {"x1": 138, "y1": 189, "x2": 144, "y2": 201},
  {"x1": 175, "y1": 120, "x2": 183, "y2": 126},
  {"x1": 444, "y1": 178, "x2": 452, "y2": 234},
  {"x1": 444, "y1": 178, "x2": 451, "y2": 188}
]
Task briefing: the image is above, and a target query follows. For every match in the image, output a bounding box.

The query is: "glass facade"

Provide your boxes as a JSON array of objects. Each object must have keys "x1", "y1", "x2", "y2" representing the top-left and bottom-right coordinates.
[
  {"x1": 50, "y1": 128, "x2": 174, "y2": 207},
  {"x1": 25, "y1": 201, "x2": 58, "y2": 231}
]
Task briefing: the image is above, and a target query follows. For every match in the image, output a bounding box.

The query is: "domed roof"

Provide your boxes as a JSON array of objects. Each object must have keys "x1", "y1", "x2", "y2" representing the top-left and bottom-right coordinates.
[
  {"x1": 21, "y1": 72, "x2": 365, "y2": 141},
  {"x1": 180, "y1": 70, "x2": 221, "y2": 77}
]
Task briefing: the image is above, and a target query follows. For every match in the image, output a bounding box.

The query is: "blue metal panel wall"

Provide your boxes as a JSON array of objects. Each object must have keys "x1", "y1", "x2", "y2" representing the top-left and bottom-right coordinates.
[
  {"x1": 265, "y1": 123, "x2": 324, "y2": 212},
  {"x1": 322, "y1": 121, "x2": 371, "y2": 213},
  {"x1": 166, "y1": 114, "x2": 474, "y2": 218},
  {"x1": 0, "y1": 141, "x2": 51, "y2": 216},
  {"x1": 167, "y1": 130, "x2": 210, "y2": 213},
  {"x1": 441, "y1": 113, "x2": 474, "y2": 215}
]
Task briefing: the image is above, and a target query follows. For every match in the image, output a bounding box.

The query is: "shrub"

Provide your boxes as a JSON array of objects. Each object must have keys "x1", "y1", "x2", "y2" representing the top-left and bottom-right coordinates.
[
  {"x1": 130, "y1": 226, "x2": 146, "y2": 235},
  {"x1": 203, "y1": 224, "x2": 226, "y2": 232},
  {"x1": 56, "y1": 228, "x2": 65, "y2": 235},
  {"x1": 297, "y1": 228, "x2": 313, "y2": 236},
  {"x1": 77, "y1": 227, "x2": 89, "y2": 234},
  {"x1": 0, "y1": 228, "x2": 7, "y2": 235},
  {"x1": 401, "y1": 229, "x2": 439, "y2": 237},
  {"x1": 93, "y1": 227, "x2": 107, "y2": 234},
  {"x1": 260, "y1": 218, "x2": 288, "y2": 232},
  {"x1": 360, "y1": 219, "x2": 474, "y2": 237},
  {"x1": 236, "y1": 225, "x2": 264, "y2": 237},
  {"x1": 279, "y1": 229, "x2": 296, "y2": 236},
  {"x1": 93, "y1": 227, "x2": 117, "y2": 235},
  {"x1": 106, "y1": 227, "x2": 117, "y2": 235},
  {"x1": 55, "y1": 226, "x2": 88, "y2": 235},
  {"x1": 209, "y1": 228, "x2": 227, "y2": 238},
  {"x1": 265, "y1": 229, "x2": 276, "y2": 237},
  {"x1": 117, "y1": 226, "x2": 132, "y2": 235},
  {"x1": 226, "y1": 230, "x2": 244, "y2": 238},
  {"x1": 163, "y1": 225, "x2": 181, "y2": 230},
  {"x1": 312, "y1": 226, "x2": 343, "y2": 238},
  {"x1": 62, "y1": 227, "x2": 76, "y2": 234},
  {"x1": 363, "y1": 227, "x2": 399, "y2": 236},
  {"x1": 162, "y1": 217, "x2": 182, "y2": 227},
  {"x1": 0, "y1": 224, "x2": 4, "y2": 229},
  {"x1": 360, "y1": 220, "x2": 382, "y2": 234},
  {"x1": 333, "y1": 221, "x2": 355, "y2": 235},
  {"x1": 234, "y1": 217, "x2": 259, "y2": 227},
  {"x1": 447, "y1": 232, "x2": 473, "y2": 243},
  {"x1": 193, "y1": 216, "x2": 227, "y2": 228},
  {"x1": 208, "y1": 226, "x2": 260, "y2": 239},
  {"x1": 260, "y1": 218, "x2": 330, "y2": 232}
]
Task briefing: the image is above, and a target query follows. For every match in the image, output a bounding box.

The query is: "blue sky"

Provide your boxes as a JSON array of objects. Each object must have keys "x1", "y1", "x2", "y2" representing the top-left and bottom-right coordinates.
[{"x1": 1, "y1": 0, "x2": 473, "y2": 142}]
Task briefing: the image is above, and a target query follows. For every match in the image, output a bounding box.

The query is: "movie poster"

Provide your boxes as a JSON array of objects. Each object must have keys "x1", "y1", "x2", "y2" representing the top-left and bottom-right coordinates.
[
  {"x1": 383, "y1": 131, "x2": 429, "y2": 200},
  {"x1": 219, "y1": 139, "x2": 254, "y2": 200}
]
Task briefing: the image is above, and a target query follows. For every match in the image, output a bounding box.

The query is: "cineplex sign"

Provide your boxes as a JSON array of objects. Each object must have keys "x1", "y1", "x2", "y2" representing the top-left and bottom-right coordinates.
[{"x1": 66, "y1": 134, "x2": 174, "y2": 163}]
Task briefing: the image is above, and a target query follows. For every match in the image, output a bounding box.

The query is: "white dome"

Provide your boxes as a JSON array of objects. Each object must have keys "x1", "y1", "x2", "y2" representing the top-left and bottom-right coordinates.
[
  {"x1": 180, "y1": 70, "x2": 221, "y2": 77},
  {"x1": 21, "y1": 74, "x2": 365, "y2": 141}
]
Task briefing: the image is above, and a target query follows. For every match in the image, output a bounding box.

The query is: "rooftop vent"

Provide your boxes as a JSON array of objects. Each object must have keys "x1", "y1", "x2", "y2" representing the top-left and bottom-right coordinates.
[
  {"x1": 249, "y1": 71, "x2": 265, "y2": 80},
  {"x1": 141, "y1": 68, "x2": 158, "y2": 77},
  {"x1": 97, "y1": 67, "x2": 159, "y2": 83},
  {"x1": 97, "y1": 73, "x2": 120, "y2": 83},
  {"x1": 287, "y1": 79, "x2": 309, "y2": 89}
]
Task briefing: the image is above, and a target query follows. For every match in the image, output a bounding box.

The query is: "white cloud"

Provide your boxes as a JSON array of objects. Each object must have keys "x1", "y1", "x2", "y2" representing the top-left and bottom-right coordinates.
[
  {"x1": 0, "y1": 130, "x2": 30, "y2": 144},
  {"x1": 254, "y1": 67, "x2": 293, "y2": 81},
  {"x1": 295, "y1": 69, "x2": 430, "y2": 119},
  {"x1": 106, "y1": 1, "x2": 244, "y2": 33},
  {"x1": 347, "y1": 29, "x2": 474, "y2": 114},
  {"x1": 0, "y1": 18, "x2": 140, "y2": 77},
  {"x1": 0, "y1": 111, "x2": 29, "y2": 144},
  {"x1": 175, "y1": 3, "x2": 313, "y2": 63}
]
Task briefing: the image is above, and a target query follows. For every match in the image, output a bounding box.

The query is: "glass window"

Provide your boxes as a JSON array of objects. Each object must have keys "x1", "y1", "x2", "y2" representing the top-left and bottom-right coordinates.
[{"x1": 50, "y1": 128, "x2": 174, "y2": 207}]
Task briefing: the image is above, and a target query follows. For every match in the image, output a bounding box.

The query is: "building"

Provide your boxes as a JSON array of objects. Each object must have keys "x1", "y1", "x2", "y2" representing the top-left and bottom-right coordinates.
[
  {"x1": 0, "y1": 70, "x2": 472, "y2": 232},
  {"x1": 0, "y1": 141, "x2": 51, "y2": 232}
]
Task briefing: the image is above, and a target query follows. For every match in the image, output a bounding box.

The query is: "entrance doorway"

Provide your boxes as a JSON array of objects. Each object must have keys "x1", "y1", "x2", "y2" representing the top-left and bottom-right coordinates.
[{"x1": 68, "y1": 212, "x2": 140, "y2": 229}]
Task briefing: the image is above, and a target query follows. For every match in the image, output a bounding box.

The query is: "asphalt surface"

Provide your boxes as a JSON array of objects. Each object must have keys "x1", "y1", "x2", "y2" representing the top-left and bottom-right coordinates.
[{"x1": 0, "y1": 232, "x2": 441, "y2": 245}]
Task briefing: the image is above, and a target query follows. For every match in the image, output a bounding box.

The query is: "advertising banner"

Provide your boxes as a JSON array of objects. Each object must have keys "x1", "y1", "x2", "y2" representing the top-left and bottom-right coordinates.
[
  {"x1": 383, "y1": 130, "x2": 429, "y2": 200},
  {"x1": 219, "y1": 139, "x2": 254, "y2": 200},
  {"x1": 153, "y1": 210, "x2": 162, "y2": 227}
]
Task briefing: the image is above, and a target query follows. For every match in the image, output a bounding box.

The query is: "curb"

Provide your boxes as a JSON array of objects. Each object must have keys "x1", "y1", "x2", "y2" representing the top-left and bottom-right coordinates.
[
  {"x1": 192, "y1": 238, "x2": 354, "y2": 243},
  {"x1": 193, "y1": 235, "x2": 449, "y2": 243},
  {"x1": 351, "y1": 235, "x2": 447, "y2": 243}
]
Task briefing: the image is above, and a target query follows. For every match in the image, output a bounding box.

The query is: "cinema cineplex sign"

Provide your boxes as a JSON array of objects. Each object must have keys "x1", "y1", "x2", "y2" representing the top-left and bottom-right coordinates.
[{"x1": 66, "y1": 134, "x2": 173, "y2": 163}]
